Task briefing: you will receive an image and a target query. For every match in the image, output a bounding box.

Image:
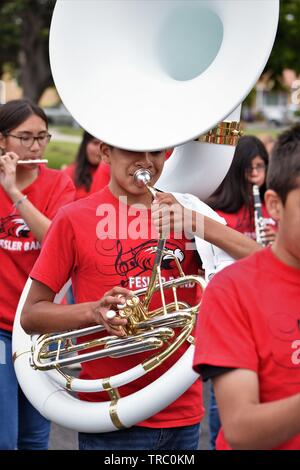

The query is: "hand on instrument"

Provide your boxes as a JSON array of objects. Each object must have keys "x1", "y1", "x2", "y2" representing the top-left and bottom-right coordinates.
[
  {"x1": 151, "y1": 192, "x2": 186, "y2": 237},
  {"x1": 261, "y1": 224, "x2": 277, "y2": 245},
  {"x1": 92, "y1": 287, "x2": 133, "y2": 336},
  {"x1": 151, "y1": 192, "x2": 201, "y2": 238},
  {"x1": 0, "y1": 152, "x2": 19, "y2": 195}
]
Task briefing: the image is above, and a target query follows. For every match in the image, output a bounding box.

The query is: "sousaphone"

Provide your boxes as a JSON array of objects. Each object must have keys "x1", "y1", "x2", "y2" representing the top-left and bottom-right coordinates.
[{"x1": 13, "y1": 0, "x2": 279, "y2": 432}]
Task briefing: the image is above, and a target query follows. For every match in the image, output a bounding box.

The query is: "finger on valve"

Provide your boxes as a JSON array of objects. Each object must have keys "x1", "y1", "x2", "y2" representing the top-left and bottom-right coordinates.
[{"x1": 106, "y1": 310, "x2": 116, "y2": 320}]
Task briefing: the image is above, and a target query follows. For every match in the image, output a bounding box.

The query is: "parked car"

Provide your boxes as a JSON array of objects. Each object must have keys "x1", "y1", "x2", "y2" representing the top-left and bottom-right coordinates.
[
  {"x1": 262, "y1": 104, "x2": 300, "y2": 127},
  {"x1": 43, "y1": 104, "x2": 79, "y2": 127}
]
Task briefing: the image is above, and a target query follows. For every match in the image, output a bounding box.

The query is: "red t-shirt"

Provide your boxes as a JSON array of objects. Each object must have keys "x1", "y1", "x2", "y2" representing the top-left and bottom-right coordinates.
[
  {"x1": 64, "y1": 162, "x2": 110, "y2": 200},
  {"x1": 30, "y1": 186, "x2": 204, "y2": 428},
  {"x1": 217, "y1": 204, "x2": 276, "y2": 241},
  {"x1": 193, "y1": 248, "x2": 300, "y2": 450},
  {"x1": 0, "y1": 165, "x2": 75, "y2": 332}
]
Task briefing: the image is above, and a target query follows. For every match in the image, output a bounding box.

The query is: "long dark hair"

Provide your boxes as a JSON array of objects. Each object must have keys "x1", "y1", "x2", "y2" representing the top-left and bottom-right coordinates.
[
  {"x1": 0, "y1": 99, "x2": 48, "y2": 134},
  {"x1": 208, "y1": 135, "x2": 269, "y2": 214},
  {"x1": 74, "y1": 131, "x2": 99, "y2": 191}
]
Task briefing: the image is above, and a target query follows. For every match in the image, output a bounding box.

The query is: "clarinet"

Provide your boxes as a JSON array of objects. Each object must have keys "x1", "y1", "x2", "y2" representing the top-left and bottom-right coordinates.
[{"x1": 253, "y1": 184, "x2": 267, "y2": 246}]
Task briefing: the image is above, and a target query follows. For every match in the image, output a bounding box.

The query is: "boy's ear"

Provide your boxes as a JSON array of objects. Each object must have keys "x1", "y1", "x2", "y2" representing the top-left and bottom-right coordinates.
[
  {"x1": 165, "y1": 148, "x2": 173, "y2": 159},
  {"x1": 264, "y1": 189, "x2": 282, "y2": 222},
  {"x1": 99, "y1": 143, "x2": 112, "y2": 164}
]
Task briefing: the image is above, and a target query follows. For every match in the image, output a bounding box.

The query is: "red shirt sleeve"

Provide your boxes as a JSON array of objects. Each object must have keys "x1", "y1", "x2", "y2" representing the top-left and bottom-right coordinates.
[
  {"x1": 43, "y1": 172, "x2": 75, "y2": 219},
  {"x1": 30, "y1": 207, "x2": 77, "y2": 293},
  {"x1": 193, "y1": 268, "x2": 258, "y2": 374}
]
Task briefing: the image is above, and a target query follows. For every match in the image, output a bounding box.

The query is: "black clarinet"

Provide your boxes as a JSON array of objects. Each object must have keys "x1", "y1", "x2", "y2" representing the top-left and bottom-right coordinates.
[{"x1": 253, "y1": 184, "x2": 267, "y2": 246}]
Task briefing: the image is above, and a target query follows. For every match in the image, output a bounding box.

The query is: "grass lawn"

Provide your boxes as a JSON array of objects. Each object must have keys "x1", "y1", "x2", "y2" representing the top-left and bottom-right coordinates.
[
  {"x1": 243, "y1": 125, "x2": 282, "y2": 138},
  {"x1": 44, "y1": 123, "x2": 284, "y2": 170},
  {"x1": 44, "y1": 141, "x2": 79, "y2": 169}
]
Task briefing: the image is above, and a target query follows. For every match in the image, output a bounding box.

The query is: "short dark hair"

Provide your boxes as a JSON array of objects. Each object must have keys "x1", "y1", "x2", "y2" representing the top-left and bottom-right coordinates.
[
  {"x1": 267, "y1": 125, "x2": 300, "y2": 204},
  {"x1": 0, "y1": 99, "x2": 48, "y2": 134}
]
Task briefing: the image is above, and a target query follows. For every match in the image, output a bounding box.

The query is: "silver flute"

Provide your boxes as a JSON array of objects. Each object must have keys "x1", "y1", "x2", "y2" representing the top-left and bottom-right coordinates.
[{"x1": 17, "y1": 159, "x2": 48, "y2": 165}]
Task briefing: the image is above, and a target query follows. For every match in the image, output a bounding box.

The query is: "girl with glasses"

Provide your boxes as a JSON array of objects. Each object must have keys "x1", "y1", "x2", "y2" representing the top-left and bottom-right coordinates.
[
  {"x1": 207, "y1": 135, "x2": 277, "y2": 245},
  {"x1": 0, "y1": 99, "x2": 75, "y2": 450}
]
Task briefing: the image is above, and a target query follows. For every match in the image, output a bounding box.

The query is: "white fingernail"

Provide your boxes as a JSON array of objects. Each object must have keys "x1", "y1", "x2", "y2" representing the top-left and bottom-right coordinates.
[{"x1": 106, "y1": 310, "x2": 116, "y2": 320}]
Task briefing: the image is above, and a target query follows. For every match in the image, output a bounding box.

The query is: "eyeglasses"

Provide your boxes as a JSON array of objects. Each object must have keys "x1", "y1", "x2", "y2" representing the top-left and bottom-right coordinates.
[
  {"x1": 5, "y1": 133, "x2": 52, "y2": 148},
  {"x1": 245, "y1": 163, "x2": 266, "y2": 173}
]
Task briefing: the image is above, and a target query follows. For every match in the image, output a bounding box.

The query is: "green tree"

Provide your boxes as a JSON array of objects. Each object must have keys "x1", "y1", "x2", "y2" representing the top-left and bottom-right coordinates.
[
  {"x1": 264, "y1": 0, "x2": 300, "y2": 85},
  {"x1": 1, "y1": 0, "x2": 300, "y2": 103},
  {"x1": 0, "y1": 0, "x2": 55, "y2": 102}
]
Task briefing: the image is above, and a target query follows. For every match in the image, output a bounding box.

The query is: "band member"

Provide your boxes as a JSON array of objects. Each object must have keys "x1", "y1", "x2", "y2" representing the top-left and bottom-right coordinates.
[
  {"x1": 63, "y1": 131, "x2": 110, "y2": 305},
  {"x1": 64, "y1": 130, "x2": 110, "y2": 200},
  {"x1": 0, "y1": 99, "x2": 75, "y2": 450},
  {"x1": 205, "y1": 135, "x2": 277, "y2": 447},
  {"x1": 208, "y1": 135, "x2": 277, "y2": 245},
  {"x1": 21, "y1": 143, "x2": 258, "y2": 451},
  {"x1": 193, "y1": 124, "x2": 300, "y2": 450}
]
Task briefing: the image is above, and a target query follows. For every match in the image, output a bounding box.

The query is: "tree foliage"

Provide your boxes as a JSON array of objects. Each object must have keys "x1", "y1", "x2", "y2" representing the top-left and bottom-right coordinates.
[
  {"x1": 1, "y1": 0, "x2": 300, "y2": 102},
  {"x1": 0, "y1": 0, "x2": 55, "y2": 102},
  {"x1": 263, "y1": 0, "x2": 300, "y2": 84}
]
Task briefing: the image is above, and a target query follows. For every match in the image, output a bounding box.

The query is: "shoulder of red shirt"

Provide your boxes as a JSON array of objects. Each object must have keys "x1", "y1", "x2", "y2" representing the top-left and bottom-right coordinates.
[
  {"x1": 35, "y1": 165, "x2": 73, "y2": 188},
  {"x1": 62, "y1": 162, "x2": 76, "y2": 180},
  {"x1": 208, "y1": 247, "x2": 267, "y2": 285}
]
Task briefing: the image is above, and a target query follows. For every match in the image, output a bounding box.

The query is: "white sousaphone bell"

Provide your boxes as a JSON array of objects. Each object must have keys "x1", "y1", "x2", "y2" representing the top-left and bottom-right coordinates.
[{"x1": 13, "y1": 0, "x2": 279, "y2": 432}]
